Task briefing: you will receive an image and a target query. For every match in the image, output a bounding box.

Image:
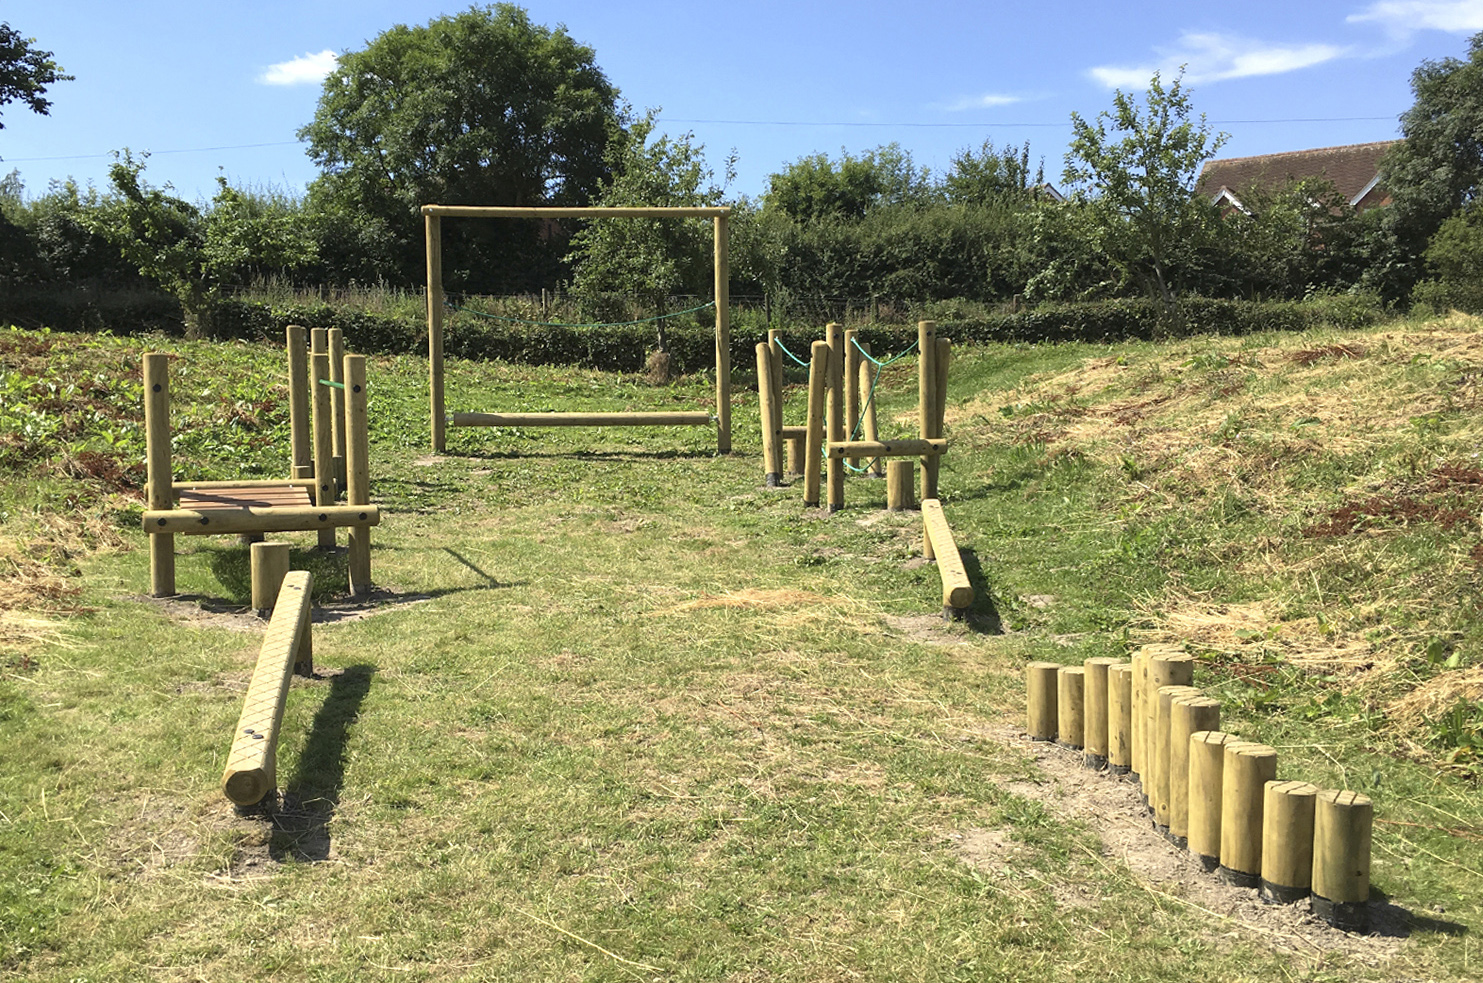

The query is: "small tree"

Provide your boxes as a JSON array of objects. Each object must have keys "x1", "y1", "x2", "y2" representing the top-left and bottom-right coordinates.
[
  {"x1": 765, "y1": 144, "x2": 935, "y2": 222},
  {"x1": 1063, "y1": 70, "x2": 1228, "y2": 304}
]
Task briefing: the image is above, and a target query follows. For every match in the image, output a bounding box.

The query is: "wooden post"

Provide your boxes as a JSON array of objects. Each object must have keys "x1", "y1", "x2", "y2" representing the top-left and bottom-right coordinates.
[
  {"x1": 311, "y1": 351, "x2": 336, "y2": 549},
  {"x1": 858, "y1": 342, "x2": 883, "y2": 476},
  {"x1": 934, "y1": 337, "x2": 951, "y2": 458},
  {"x1": 1219, "y1": 742, "x2": 1279, "y2": 888},
  {"x1": 767, "y1": 330, "x2": 784, "y2": 475},
  {"x1": 786, "y1": 438, "x2": 805, "y2": 475},
  {"x1": 886, "y1": 460, "x2": 914, "y2": 511},
  {"x1": 1168, "y1": 694, "x2": 1220, "y2": 848},
  {"x1": 1057, "y1": 667, "x2": 1085, "y2": 750},
  {"x1": 144, "y1": 353, "x2": 175, "y2": 597},
  {"x1": 1130, "y1": 650, "x2": 1147, "y2": 782},
  {"x1": 917, "y1": 320, "x2": 939, "y2": 502},
  {"x1": 1026, "y1": 662, "x2": 1059, "y2": 741},
  {"x1": 250, "y1": 542, "x2": 292, "y2": 616},
  {"x1": 328, "y1": 327, "x2": 347, "y2": 494},
  {"x1": 426, "y1": 213, "x2": 445, "y2": 453},
  {"x1": 1260, "y1": 780, "x2": 1319, "y2": 905},
  {"x1": 803, "y1": 341, "x2": 828, "y2": 508},
  {"x1": 826, "y1": 322, "x2": 845, "y2": 512},
  {"x1": 844, "y1": 328, "x2": 861, "y2": 468},
  {"x1": 1311, "y1": 790, "x2": 1373, "y2": 931},
  {"x1": 756, "y1": 343, "x2": 781, "y2": 487},
  {"x1": 1188, "y1": 730, "x2": 1238, "y2": 872},
  {"x1": 1155, "y1": 684, "x2": 1202, "y2": 831},
  {"x1": 1107, "y1": 662, "x2": 1133, "y2": 774},
  {"x1": 286, "y1": 325, "x2": 312, "y2": 480},
  {"x1": 221, "y1": 570, "x2": 314, "y2": 807},
  {"x1": 713, "y1": 214, "x2": 732, "y2": 455},
  {"x1": 344, "y1": 355, "x2": 372, "y2": 596},
  {"x1": 1082, "y1": 657, "x2": 1118, "y2": 769},
  {"x1": 1147, "y1": 651, "x2": 1195, "y2": 815}
]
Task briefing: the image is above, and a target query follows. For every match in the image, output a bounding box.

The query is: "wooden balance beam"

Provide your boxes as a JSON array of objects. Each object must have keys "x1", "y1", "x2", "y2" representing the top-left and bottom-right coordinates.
[
  {"x1": 221, "y1": 570, "x2": 314, "y2": 808},
  {"x1": 921, "y1": 498, "x2": 974, "y2": 619}
]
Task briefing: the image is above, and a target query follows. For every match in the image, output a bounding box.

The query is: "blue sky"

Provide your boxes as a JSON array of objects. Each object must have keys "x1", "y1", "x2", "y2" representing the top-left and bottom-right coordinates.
[{"x1": 3, "y1": 0, "x2": 1482, "y2": 204}]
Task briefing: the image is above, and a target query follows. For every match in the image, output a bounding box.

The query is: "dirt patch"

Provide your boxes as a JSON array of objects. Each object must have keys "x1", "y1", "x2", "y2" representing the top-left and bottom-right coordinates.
[
  {"x1": 135, "y1": 587, "x2": 434, "y2": 633},
  {"x1": 978, "y1": 723, "x2": 1427, "y2": 964}
]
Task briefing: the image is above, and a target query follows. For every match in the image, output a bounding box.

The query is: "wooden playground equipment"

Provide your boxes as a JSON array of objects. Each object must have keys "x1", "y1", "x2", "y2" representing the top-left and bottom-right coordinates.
[
  {"x1": 221, "y1": 569, "x2": 315, "y2": 809},
  {"x1": 1025, "y1": 646, "x2": 1375, "y2": 932},
  {"x1": 142, "y1": 326, "x2": 379, "y2": 598},
  {"x1": 422, "y1": 205, "x2": 733, "y2": 454}
]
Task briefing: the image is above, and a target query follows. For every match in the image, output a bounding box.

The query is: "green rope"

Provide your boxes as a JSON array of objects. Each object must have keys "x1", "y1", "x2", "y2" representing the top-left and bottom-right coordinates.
[
  {"x1": 446, "y1": 299, "x2": 715, "y2": 330},
  {"x1": 838, "y1": 337, "x2": 919, "y2": 473},
  {"x1": 318, "y1": 378, "x2": 346, "y2": 390},
  {"x1": 852, "y1": 335, "x2": 919, "y2": 368},
  {"x1": 772, "y1": 338, "x2": 810, "y2": 367}
]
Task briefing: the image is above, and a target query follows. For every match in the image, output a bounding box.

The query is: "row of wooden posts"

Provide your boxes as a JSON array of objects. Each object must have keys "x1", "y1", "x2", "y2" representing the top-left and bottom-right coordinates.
[
  {"x1": 756, "y1": 320, "x2": 949, "y2": 510},
  {"x1": 1025, "y1": 645, "x2": 1374, "y2": 932}
]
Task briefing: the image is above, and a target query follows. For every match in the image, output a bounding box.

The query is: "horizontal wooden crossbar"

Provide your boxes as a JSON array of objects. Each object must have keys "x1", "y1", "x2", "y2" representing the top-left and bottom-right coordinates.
[
  {"x1": 422, "y1": 205, "x2": 730, "y2": 219},
  {"x1": 922, "y1": 499, "x2": 974, "y2": 610},
  {"x1": 452, "y1": 411, "x2": 712, "y2": 428},
  {"x1": 222, "y1": 570, "x2": 313, "y2": 806},
  {"x1": 173, "y1": 479, "x2": 315, "y2": 492},
  {"x1": 780, "y1": 426, "x2": 808, "y2": 440},
  {"x1": 143, "y1": 504, "x2": 380, "y2": 535},
  {"x1": 826, "y1": 438, "x2": 946, "y2": 460}
]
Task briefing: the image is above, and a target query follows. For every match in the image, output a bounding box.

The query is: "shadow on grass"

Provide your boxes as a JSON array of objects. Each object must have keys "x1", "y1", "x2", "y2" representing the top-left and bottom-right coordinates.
[
  {"x1": 959, "y1": 547, "x2": 1003, "y2": 634},
  {"x1": 205, "y1": 543, "x2": 352, "y2": 606},
  {"x1": 270, "y1": 662, "x2": 375, "y2": 862}
]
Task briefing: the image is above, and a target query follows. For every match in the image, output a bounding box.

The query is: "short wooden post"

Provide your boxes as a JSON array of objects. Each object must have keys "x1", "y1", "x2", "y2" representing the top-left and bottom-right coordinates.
[
  {"x1": 886, "y1": 460, "x2": 914, "y2": 511},
  {"x1": 1219, "y1": 742, "x2": 1279, "y2": 888},
  {"x1": 858, "y1": 342, "x2": 882, "y2": 476},
  {"x1": 786, "y1": 438, "x2": 805, "y2": 475},
  {"x1": 713, "y1": 213, "x2": 732, "y2": 455},
  {"x1": 426, "y1": 213, "x2": 446, "y2": 453},
  {"x1": 1311, "y1": 790, "x2": 1373, "y2": 931},
  {"x1": 1130, "y1": 650, "x2": 1148, "y2": 782},
  {"x1": 1188, "y1": 730, "x2": 1238, "y2": 872},
  {"x1": 1026, "y1": 662, "x2": 1059, "y2": 741},
  {"x1": 756, "y1": 343, "x2": 781, "y2": 487},
  {"x1": 803, "y1": 341, "x2": 828, "y2": 507},
  {"x1": 144, "y1": 353, "x2": 175, "y2": 597},
  {"x1": 1155, "y1": 684, "x2": 1202, "y2": 831},
  {"x1": 328, "y1": 327, "x2": 347, "y2": 494},
  {"x1": 1147, "y1": 651, "x2": 1195, "y2": 814},
  {"x1": 1107, "y1": 662, "x2": 1133, "y2": 774},
  {"x1": 1260, "y1": 780, "x2": 1319, "y2": 905},
  {"x1": 918, "y1": 320, "x2": 939, "y2": 502},
  {"x1": 286, "y1": 325, "x2": 313, "y2": 480},
  {"x1": 1082, "y1": 657, "x2": 1118, "y2": 769},
  {"x1": 826, "y1": 322, "x2": 845, "y2": 512},
  {"x1": 1057, "y1": 667, "x2": 1085, "y2": 750},
  {"x1": 250, "y1": 542, "x2": 292, "y2": 616},
  {"x1": 311, "y1": 350, "x2": 336, "y2": 549},
  {"x1": 344, "y1": 355, "x2": 372, "y2": 596},
  {"x1": 1168, "y1": 694, "x2": 1220, "y2": 848},
  {"x1": 844, "y1": 328, "x2": 861, "y2": 468}
]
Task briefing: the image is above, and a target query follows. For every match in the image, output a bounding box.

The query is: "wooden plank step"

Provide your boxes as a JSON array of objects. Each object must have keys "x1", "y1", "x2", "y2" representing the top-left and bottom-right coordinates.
[{"x1": 179, "y1": 485, "x2": 314, "y2": 511}]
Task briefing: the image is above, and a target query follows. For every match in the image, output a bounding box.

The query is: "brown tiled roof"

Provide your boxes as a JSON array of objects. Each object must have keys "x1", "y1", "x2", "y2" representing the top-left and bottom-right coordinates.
[{"x1": 1196, "y1": 141, "x2": 1399, "y2": 207}]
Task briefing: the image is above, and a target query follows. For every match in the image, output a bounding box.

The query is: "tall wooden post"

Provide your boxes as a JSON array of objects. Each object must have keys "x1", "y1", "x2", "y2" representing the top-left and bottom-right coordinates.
[
  {"x1": 1082, "y1": 657, "x2": 1117, "y2": 769},
  {"x1": 826, "y1": 322, "x2": 845, "y2": 512},
  {"x1": 144, "y1": 353, "x2": 175, "y2": 597},
  {"x1": 917, "y1": 320, "x2": 939, "y2": 502},
  {"x1": 756, "y1": 343, "x2": 781, "y2": 486},
  {"x1": 1169, "y1": 694, "x2": 1220, "y2": 848},
  {"x1": 1130, "y1": 650, "x2": 1148, "y2": 782},
  {"x1": 311, "y1": 351, "x2": 336, "y2": 549},
  {"x1": 426, "y1": 213, "x2": 445, "y2": 453},
  {"x1": 1155, "y1": 684, "x2": 1201, "y2": 830},
  {"x1": 934, "y1": 337, "x2": 951, "y2": 456},
  {"x1": 328, "y1": 327, "x2": 347, "y2": 494},
  {"x1": 844, "y1": 328, "x2": 861, "y2": 468},
  {"x1": 1188, "y1": 730, "x2": 1237, "y2": 872},
  {"x1": 344, "y1": 355, "x2": 372, "y2": 595},
  {"x1": 286, "y1": 325, "x2": 312, "y2": 480},
  {"x1": 858, "y1": 342, "x2": 882, "y2": 476},
  {"x1": 766, "y1": 329, "x2": 784, "y2": 475},
  {"x1": 803, "y1": 341, "x2": 828, "y2": 508},
  {"x1": 1147, "y1": 651, "x2": 1195, "y2": 816},
  {"x1": 713, "y1": 214, "x2": 732, "y2": 455}
]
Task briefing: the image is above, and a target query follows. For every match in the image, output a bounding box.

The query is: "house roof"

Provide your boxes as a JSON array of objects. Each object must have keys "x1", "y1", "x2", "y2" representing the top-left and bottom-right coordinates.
[{"x1": 1196, "y1": 140, "x2": 1399, "y2": 209}]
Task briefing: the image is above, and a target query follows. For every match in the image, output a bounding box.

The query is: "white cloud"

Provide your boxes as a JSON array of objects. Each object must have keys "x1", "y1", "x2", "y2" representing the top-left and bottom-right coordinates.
[
  {"x1": 1089, "y1": 32, "x2": 1345, "y2": 88},
  {"x1": 939, "y1": 92, "x2": 1024, "y2": 113},
  {"x1": 1348, "y1": 1, "x2": 1483, "y2": 35},
  {"x1": 259, "y1": 50, "x2": 338, "y2": 86}
]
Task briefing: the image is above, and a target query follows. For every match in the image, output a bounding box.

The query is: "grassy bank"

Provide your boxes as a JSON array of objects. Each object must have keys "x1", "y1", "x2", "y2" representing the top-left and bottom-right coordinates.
[{"x1": 1, "y1": 318, "x2": 1479, "y2": 981}]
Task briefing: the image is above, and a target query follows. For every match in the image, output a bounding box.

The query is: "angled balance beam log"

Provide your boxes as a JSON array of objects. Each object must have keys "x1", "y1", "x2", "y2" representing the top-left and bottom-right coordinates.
[
  {"x1": 921, "y1": 498, "x2": 974, "y2": 620},
  {"x1": 221, "y1": 570, "x2": 314, "y2": 809}
]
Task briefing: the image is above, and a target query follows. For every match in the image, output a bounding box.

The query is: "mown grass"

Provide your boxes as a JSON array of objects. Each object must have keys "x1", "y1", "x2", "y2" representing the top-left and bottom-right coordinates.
[{"x1": 1, "y1": 319, "x2": 1480, "y2": 982}]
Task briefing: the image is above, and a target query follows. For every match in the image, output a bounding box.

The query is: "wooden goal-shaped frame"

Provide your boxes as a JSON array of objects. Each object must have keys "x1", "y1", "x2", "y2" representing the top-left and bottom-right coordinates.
[{"x1": 422, "y1": 205, "x2": 733, "y2": 454}]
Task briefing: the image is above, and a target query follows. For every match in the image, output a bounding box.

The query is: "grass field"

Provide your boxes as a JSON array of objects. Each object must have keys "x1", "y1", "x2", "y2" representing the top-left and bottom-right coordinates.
[{"x1": 1, "y1": 318, "x2": 1480, "y2": 982}]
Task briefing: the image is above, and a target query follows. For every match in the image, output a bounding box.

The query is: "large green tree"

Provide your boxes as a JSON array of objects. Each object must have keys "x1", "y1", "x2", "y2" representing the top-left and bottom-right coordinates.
[
  {"x1": 299, "y1": 3, "x2": 625, "y2": 292},
  {"x1": 1063, "y1": 71, "x2": 1227, "y2": 304},
  {"x1": 765, "y1": 144, "x2": 935, "y2": 222},
  {"x1": 0, "y1": 22, "x2": 71, "y2": 132}
]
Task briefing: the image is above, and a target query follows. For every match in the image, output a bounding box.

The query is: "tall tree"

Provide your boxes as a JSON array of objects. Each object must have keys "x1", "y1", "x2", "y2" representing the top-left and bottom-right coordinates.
[
  {"x1": 765, "y1": 144, "x2": 935, "y2": 222},
  {"x1": 300, "y1": 3, "x2": 626, "y2": 291},
  {"x1": 0, "y1": 22, "x2": 72, "y2": 132},
  {"x1": 1063, "y1": 70, "x2": 1227, "y2": 304},
  {"x1": 942, "y1": 139, "x2": 1044, "y2": 207}
]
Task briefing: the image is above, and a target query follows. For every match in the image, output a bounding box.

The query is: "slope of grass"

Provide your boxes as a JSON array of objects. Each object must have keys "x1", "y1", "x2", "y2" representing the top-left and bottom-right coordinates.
[{"x1": 1, "y1": 318, "x2": 1479, "y2": 982}]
